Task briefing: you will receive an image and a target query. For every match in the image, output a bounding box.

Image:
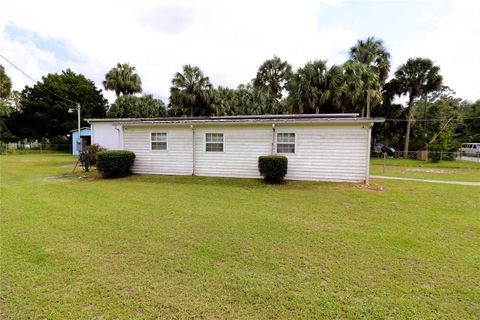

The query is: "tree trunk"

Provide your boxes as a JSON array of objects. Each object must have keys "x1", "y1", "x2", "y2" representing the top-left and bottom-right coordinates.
[
  {"x1": 384, "y1": 122, "x2": 389, "y2": 146},
  {"x1": 422, "y1": 94, "x2": 428, "y2": 145},
  {"x1": 366, "y1": 85, "x2": 371, "y2": 118},
  {"x1": 422, "y1": 94, "x2": 427, "y2": 128},
  {"x1": 403, "y1": 92, "x2": 414, "y2": 158}
]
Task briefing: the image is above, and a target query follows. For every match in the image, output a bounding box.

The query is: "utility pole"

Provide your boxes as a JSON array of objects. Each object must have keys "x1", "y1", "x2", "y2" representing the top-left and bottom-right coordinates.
[
  {"x1": 76, "y1": 103, "x2": 82, "y2": 153},
  {"x1": 366, "y1": 85, "x2": 371, "y2": 118},
  {"x1": 68, "y1": 103, "x2": 82, "y2": 155},
  {"x1": 426, "y1": 118, "x2": 452, "y2": 147}
]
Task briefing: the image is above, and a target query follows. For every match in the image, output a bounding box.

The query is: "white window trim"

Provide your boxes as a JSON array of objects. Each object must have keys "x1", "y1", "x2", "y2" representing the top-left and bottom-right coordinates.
[
  {"x1": 205, "y1": 132, "x2": 225, "y2": 153},
  {"x1": 276, "y1": 132, "x2": 296, "y2": 154},
  {"x1": 150, "y1": 132, "x2": 168, "y2": 152}
]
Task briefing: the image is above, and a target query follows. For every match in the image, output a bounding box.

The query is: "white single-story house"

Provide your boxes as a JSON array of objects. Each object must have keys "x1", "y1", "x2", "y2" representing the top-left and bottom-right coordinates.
[{"x1": 87, "y1": 114, "x2": 384, "y2": 183}]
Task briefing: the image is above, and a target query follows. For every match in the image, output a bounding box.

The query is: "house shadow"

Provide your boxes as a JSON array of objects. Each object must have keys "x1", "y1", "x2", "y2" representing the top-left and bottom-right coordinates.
[{"x1": 117, "y1": 173, "x2": 339, "y2": 192}]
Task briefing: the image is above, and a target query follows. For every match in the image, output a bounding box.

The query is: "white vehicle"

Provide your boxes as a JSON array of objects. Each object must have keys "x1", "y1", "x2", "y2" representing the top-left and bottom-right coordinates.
[{"x1": 460, "y1": 143, "x2": 480, "y2": 156}]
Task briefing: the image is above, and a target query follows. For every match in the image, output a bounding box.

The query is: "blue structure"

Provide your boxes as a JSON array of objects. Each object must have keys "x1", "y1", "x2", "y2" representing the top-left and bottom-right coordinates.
[{"x1": 70, "y1": 127, "x2": 91, "y2": 155}]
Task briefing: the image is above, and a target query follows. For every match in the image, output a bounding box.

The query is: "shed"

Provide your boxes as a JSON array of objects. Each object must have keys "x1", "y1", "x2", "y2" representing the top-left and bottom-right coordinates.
[
  {"x1": 87, "y1": 114, "x2": 384, "y2": 183},
  {"x1": 70, "y1": 127, "x2": 91, "y2": 155}
]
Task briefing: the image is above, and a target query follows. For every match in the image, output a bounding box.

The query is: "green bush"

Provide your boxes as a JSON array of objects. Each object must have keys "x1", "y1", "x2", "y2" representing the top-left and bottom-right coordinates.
[
  {"x1": 49, "y1": 135, "x2": 69, "y2": 151},
  {"x1": 429, "y1": 144, "x2": 442, "y2": 163},
  {"x1": 258, "y1": 156, "x2": 288, "y2": 183},
  {"x1": 97, "y1": 150, "x2": 136, "y2": 178}
]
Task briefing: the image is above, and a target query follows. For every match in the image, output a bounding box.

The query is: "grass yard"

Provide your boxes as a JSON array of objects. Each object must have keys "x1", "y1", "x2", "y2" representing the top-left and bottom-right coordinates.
[
  {"x1": 1, "y1": 153, "x2": 479, "y2": 319},
  {"x1": 370, "y1": 157, "x2": 480, "y2": 182}
]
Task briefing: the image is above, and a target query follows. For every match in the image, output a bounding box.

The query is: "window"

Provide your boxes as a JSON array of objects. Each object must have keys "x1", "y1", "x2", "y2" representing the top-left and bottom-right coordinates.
[
  {"x1": 277, "y1": 133, "x2": 295, "y2": 153},
  {"x1": 206, "y1": 133, "x2": 224, "y2": 152},
  {"x1": 151, "y1": 132, "x2": 167, "y2": 150}
]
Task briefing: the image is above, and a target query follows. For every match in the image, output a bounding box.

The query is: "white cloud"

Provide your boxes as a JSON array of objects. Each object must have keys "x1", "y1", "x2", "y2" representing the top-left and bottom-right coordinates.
[
  {"x1": 392, "y1": 0, "x2": 480, "y2": 101},
  {"x1": 1, "y1": 0, "x2": 478, "y2": 104},
  {"x1": 0, "y1": 0, "x2": 354, "y2": 103}
]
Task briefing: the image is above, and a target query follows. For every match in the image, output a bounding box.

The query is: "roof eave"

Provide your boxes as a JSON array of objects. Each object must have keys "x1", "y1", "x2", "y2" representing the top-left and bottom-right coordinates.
[
  {"x1": 86, "y1": 114, "x2": 385, "y2": 125},
  {"x1": 103, "y1": 118, "x2": 385, "y2": 126}
]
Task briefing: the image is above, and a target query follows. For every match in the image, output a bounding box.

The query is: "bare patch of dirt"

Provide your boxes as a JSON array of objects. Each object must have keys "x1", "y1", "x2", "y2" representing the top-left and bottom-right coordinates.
[
  {"x1": 61, "y1": 163, "x2": 96, "y2": 169},
  {"x1": 334, "y1": 182, "x2": 386, "y2": 192},
  {"x1": 355, "y1": 183, "x2": 386, "y2": 192},
  {"x1": 405, "y1": 168, "x2": 454, "y2": 174},
  {"x1": 333, "y1": 184, "x2": 352, "y2": 193},
  {"x1": 60, "y1": 163, "x2": 78, "y2": 168},
  {"x1": 43, "y1": 173, "x2": 89, "y2": 181},
  {"x1": 20, "y1": 159, "x2": 49, "y2": 162}
]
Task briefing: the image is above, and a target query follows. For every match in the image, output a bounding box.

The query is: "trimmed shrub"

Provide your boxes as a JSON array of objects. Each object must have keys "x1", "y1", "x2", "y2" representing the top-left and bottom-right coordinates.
[
  {"x1": 258, "y1": 155, "x2": 288, "y2": 183},
  {"x1": 97, "y1": 150, "x2": 136, "y2": 178}
]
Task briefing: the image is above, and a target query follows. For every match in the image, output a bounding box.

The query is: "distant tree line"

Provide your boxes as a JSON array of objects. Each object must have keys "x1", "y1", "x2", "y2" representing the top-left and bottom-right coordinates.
[{"x1": 1, "y1": 36, "x2": 479, "y2": 157}]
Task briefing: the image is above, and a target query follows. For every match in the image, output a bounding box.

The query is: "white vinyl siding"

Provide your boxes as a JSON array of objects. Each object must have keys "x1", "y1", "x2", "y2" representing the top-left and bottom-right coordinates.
[
  {"x1": 278, "y1": 125, "x2": 369, "y2": 182},
  {"x1": 123, "y1": 126, "x2": 193, "y2": 176},
  {"x1": 277, "y1": 133, "x2": 295, "y2": 153},
  {"x1": 91, "y1": 122, "x2": 120, "y2": 150},
  {"x1": 113, "y1": 122, "x2": 371, "y2": 182},
  {"x1": 195, "y1": 126, "x2": 271, "y2": 178},
  {"x1": 151, "y1": 132, "x2": 167, "y2": 151},
  {"x1": 205, "y1": 133, "x2": 224, "y2": 152}
]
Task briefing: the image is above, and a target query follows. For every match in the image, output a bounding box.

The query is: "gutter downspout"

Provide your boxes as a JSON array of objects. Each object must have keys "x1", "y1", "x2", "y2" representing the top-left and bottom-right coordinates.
[
  {"x1": 365, "y1": 122, "x2": 373, "y2": 184},
  {"x1": 90, "y1": 123, "x2": 94, "y2": 147},
  {"x1": 191, "y1": 125, "x2": 195, "y2": 176},
  {"x1": 114, "y1": 125, "x2": 124, "y2": 150},
  {"x1": 271, "y1": 123, "x2": 276, "y2": 155}
]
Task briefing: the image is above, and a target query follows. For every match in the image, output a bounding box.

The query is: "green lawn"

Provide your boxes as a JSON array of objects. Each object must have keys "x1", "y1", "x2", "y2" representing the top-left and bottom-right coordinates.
[
  {"x1": 370, "y1": 157, "x2": 480, "y2": 182},
  {"x1": 1, "y1": 154, "x2": 479, "y2": 319}
]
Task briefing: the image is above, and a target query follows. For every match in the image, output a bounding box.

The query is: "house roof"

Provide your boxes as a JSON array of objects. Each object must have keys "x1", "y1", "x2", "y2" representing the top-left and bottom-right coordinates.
[
  {"x1": 87, "y1": 114, "x2": 385, "y2": 126},
  {"x1": 69, "y1": 127, "x2": 91, "y2": 132}
]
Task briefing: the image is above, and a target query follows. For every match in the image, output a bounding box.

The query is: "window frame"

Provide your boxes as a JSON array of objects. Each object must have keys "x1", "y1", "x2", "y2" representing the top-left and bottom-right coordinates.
[
  {"x1": 205, "y1": 132, "x2": 225, "y2": 153},
  {"x1": 276, "y1": 132, "x2": 296, "y2": 154},
  {"x1": 150, "y1": 132, "x2": 168, "y2": 151}
]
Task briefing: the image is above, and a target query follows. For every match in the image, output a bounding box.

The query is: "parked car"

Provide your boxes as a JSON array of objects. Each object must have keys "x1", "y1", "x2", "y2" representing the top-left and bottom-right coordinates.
[
  {"x1": 381, "y1": 146, "x2": 395, "y2": 157},
  {"x1": 460, "y1": 143, "x2": 480, "y2": 156}
]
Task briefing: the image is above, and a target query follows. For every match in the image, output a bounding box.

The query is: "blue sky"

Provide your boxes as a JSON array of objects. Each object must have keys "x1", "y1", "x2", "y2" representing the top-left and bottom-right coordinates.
[
  {"x1": 4, "y1": 24, "x2": 82, "y2": 62},
  {"x1": 0, "y1": 0, "x2": 478, "y2": 103}
]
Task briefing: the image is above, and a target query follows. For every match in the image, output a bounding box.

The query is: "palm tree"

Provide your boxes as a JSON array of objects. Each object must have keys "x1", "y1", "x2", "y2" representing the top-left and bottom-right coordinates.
[
  {"x1": 169, "y1": 65, "x2": 213, "y2": 117},
  {"x1": 211, "y1": 86, "x2": 236, "y2": 116},
  {"x1": 103, "y1": 63, "x2": 142, "y2": 97},
  {"x1": 341, "y1": 60, "x2": 382, "y2": 115},
  {"x1": 394, "y1": 57, "x2": 443, "y2": 158},
  {"x1": 287, "y1": 60, "x2": 344, "y2": 114},
  {"x1": 0, "y1": 64, "x2": 12, "y2": 99},
  {"x1": 231, "y1": 84, "x2": 283, "y2": 115},
  {"x1": 349, "y1": 36, "x2": 391, "y2": 85},
  {"x1": 252, "y1": 56, "x2": 292, "y2": 100}
]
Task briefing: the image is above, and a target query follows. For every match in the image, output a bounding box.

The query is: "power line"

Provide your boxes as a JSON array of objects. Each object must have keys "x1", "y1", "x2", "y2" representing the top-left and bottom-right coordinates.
[
  {"x1": 0, "y1": 53, "x2": 38, "y2": 83},
  {"x1": 383, "y1": 116, "x2": 480, "y2": 122},
  {"x1": 0, "y1": 53, "x2": 78, "y2": 105}
]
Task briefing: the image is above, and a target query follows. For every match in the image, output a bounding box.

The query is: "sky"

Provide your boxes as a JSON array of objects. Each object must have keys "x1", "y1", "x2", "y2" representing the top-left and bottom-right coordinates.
[{"x1": 1, "y1": 0, "x2": 479, "y2": 104}]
